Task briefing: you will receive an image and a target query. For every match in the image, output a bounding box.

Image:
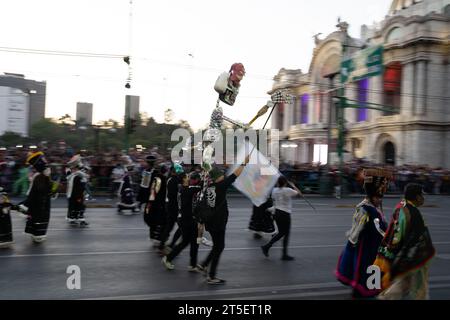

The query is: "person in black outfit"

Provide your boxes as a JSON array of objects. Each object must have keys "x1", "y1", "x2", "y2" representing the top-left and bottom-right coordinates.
[
  {"x1": 22, "y1": 151, "x2": 53, "y2": 243},
  {"x1": 158, "y1": 165, "x2": 181, "y2": 254},
  {"x1": 66, "y1": 155, "x2": 89, "y2": 226},
  {"x1": 162, "y1": 173, "x2": 202, "y2": 270},
  {"x1": 143, "y1": 164, "x2": 167, "y2": 246},
  {"x1": 197, "y1": 156, "x2": 249, "y2": 285},
  {"x1": 248, "y1": 197, "x2": 275, "y2": 239}
]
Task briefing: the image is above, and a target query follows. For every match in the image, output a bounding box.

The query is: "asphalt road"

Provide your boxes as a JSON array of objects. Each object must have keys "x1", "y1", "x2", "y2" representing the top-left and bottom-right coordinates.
[{"x1": 1, "y1": 195, "x2": 449, "y2": 300}]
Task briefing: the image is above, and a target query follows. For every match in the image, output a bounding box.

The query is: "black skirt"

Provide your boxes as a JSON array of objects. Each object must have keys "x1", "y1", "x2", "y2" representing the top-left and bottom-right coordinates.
[{"x1": 248, "y1": 199, "x2": 275, "y2": 234}]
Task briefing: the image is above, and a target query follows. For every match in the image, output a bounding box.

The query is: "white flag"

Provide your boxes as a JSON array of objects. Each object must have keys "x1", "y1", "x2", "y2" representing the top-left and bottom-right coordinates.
[{"x1": 227, "y1": 141, "x2": 280, "y2": 207}]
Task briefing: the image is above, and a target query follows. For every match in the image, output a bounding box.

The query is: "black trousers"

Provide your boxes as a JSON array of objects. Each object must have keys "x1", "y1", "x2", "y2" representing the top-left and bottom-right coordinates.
[
  {"x1": 170, "y1": 223, "x2": 182, "y2": 248},
  {"x1": 201, "y1": 227, "x2": 226, "y2": 278},
  {"x1": 264, "y1": 210, "x2": 291, "y2": 256},
  {"x1": 166, "y1": 221, "x2": 198, "y2": 267},
  {"x1": 159, "y1": 205, "x2": 178, "y2": 249}
]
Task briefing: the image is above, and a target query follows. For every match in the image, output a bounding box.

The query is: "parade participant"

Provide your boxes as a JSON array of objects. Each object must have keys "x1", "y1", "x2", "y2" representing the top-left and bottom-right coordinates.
[
  {"x1": 143, "y1": 163, "x2": 167, "y2": 246},
  {"x1": 248, "y1": 197, "x2": 275, "y2": 239},
  {"x1": 260, "y1": 177, "x2": 300, "y2": 260},
  {"x1": 111, "y1": 163, "x2": 125, "y2": 199},
  {"x1": 335, "y1": 168, "x2": 392, "y2": 299},
  {"x1": 162, "y1": 172, "x2": 202, "y2": 271},
  {"x1": 158, "y1": 164, "x2": 183, "y2": 254},
  {"x1": 137, "y1": 155, "x2": 156, "y2": 211},
  {"x1": 80, "y1": 164, "x2": 94, "y2": 201},
  {"x1": 117, "y1": 156, "x2": 139, "y2": 214},
  {"x1": 66, "y1": 155, "x2": 89, "y2": 226},
  {"x1": 196, "y1": 156, "x2": 249, "y2": 285},
  {"x1": 374, "y1": 183, "x2": 435, "y2": 300},
  {"x1": 22, "y1": 151, "x2": 53, "y2": 243},
  {"x1": 0, "y1": 187, "x2": 13, "y2": 248}
]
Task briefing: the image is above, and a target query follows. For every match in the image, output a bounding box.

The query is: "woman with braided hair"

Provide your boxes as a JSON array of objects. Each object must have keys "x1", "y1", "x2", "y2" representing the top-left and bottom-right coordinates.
[{"x1": 335, "y1": 168, "x2": 392, "y2": 299}]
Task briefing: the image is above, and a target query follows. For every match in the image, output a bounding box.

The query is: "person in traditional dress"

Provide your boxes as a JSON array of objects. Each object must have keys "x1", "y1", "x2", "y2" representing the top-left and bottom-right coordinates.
[
  {"x1": 66, "y1": 155, "x2": 89, "y2": 226},
  {"x1": 117, "y1": 156, "x2": 139, "y2": 214},
  {"x1": 22, "y1": 151, "x2": 53, "y2": 243},
  {"x1": 248, "y1": 197, "x2": 275, "y2": 239},
  {"x1": 137, "y1": 155, "x2": 157, "y2": 211},
  {"x1": 143, "y1": 163, "x2": 167, "y2": 246},
  {"x1": 335, "y1": 168, "x2": 392, "y2": 298},
  {"x1": 374, "y1": 183, "x2": 435, "y2": 300}
]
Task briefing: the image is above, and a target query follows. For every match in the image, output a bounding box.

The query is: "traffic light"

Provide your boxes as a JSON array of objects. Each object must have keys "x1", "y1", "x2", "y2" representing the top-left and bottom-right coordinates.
[{"x1": 123, "y1": 56, "x2": 130, "y2": 65}]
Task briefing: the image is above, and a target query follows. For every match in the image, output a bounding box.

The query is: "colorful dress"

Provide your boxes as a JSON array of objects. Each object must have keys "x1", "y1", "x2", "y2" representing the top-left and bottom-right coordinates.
[
  {"x1": 335, "y1": 199, "x2": 387, "y2": 297},
  {"x1": 374, "y1": 200, "x2": 435, "y2": 299}
]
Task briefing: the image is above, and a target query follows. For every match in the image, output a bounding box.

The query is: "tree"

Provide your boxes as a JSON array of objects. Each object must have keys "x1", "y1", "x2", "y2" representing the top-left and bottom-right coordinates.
[{"x1": 0, "y1": 132, "x2": 29, "y2": 147}]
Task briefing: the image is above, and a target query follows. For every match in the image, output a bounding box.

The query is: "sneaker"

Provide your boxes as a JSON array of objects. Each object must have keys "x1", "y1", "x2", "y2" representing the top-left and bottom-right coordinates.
[
  {"x1": 31, "y1": 235, "x2": 47, "y2": 243},
  {"x1": 79, "y1": 220, "x2": 89, "y2": 227},
  {"x1": 187, "y1": 265, "x2": 201, "y2": 273},
  {"x1": 281, "y1": 255, "x2": 295, "y2": 261},
  {"x1": 161, "y1": 256, "x2": 174, "y2": 270},
  {"x1": 207, "y1": 277, "x2": 226, "y2": 285},
  {"x1": 0, "y1": 241, "x2": 14, "y2": 248},
  {"x1": 201, "y1": 237, "x2": 213, "y2": 246},
  {"x1": 261, "y1": 245, "x2": 269, "y2": 257},
  {"x1": 196, "y1": 264, "x2": 208, "y2": 276}
]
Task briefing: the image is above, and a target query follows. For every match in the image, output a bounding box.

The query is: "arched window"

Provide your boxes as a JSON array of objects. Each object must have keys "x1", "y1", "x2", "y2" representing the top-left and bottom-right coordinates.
[
  {"x1": 383, "y1": 62, "x2": 402, "y2": 115},
  {"x1": 386, "y1": 27, "x2": 402, "y2": 44},
  {"x1": 384, "y1": 141, "x2": 396, "y2": 165}
]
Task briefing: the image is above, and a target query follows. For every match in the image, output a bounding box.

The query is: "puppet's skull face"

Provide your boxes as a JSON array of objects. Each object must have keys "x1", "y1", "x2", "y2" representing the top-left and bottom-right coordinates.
[{"x1": 230, "y1": 63, "x2": 246, "y2": 83}]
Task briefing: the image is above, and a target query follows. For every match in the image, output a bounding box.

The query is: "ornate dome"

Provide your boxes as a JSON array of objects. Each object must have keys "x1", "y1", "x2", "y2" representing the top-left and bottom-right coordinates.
[
  {"x1": 388, "y1": 0, "x2": 450, "y2": 16},
  {"x1": 389, "y1": 0, "x2": 423, "y2": 15}
]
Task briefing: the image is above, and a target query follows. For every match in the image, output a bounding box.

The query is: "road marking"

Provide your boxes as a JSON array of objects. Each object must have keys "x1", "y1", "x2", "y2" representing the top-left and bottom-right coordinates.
[
  {"x1": 83, "y1": 276, "x2": 450, "y2": 300},
  {"x1": 11, "y1": 223, "x2": 450, "y2": 233},
  {"x1": 83, "y1": 282, "x2": 345, "y2": 300},
  {"x1": 3, "y1": 242, "x2": 450, "y2": 259},
  {"x1": 0, "y1": 244, "x2": 344, "y2": 259},
  {"x1": 224, "y1": 290, "x2": 351, "y2": 300}
]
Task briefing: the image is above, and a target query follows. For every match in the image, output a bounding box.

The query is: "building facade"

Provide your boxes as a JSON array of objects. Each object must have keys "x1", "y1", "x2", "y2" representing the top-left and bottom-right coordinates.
[
  {"x1": 0, "y1": 73, "x2": 46, "y2": 136},
  {"x1": 76, "y1": 102, "x2": 93, "y2": 125},
  {"x1": 271, "y1": 0, "x2": 450, "y2": 168}
]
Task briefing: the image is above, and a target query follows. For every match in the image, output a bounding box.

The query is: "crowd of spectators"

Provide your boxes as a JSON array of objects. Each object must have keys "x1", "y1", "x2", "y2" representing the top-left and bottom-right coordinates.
[
  {"x1": 280, "y1": 159, "x2": 450, "y2": 195},
  {"x1": 1, "y1": 145, "x2": 450, "y2": 196}
]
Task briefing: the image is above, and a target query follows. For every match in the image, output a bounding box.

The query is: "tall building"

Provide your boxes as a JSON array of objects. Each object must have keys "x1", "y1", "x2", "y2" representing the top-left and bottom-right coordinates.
[
  {"x1": 0, "y1": 86, "x2": 29, "y2": 136},
  {"x1": 0, "y1": 73, "x2": 46, "y2": 137},
  {"x1": 270, "y1": 0, "x2": 450, "y2": 168},
  {"x1": 125, "y1": 95, "x2": 140, "y2": 119},
  {"x1": 76, "y1": 102, "x2": 93, "y2": 125}
]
